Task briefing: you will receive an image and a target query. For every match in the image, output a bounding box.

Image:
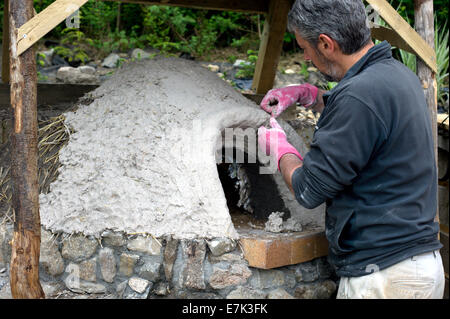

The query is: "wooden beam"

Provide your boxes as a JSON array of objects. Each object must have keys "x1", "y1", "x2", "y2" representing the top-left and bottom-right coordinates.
[
  {"x1": 9, "y1": 0, "x2": 45, "y2": 299},
  {"x1": 105, "y1": 0, "x2": 269, "y2": 14},
  {"x1": 239, "y1": 228, "x2": 328, "y2": 269},
  {"x1": 17, "y1": 0, "x2": 88, "y2": 56},
  {"x1": 370, "y1": 25, "x2": 415, "y2": 55},
  {"x1": 2, "y1": 0, "x2": 10, "y2": 83},
  {"x1": 365, "y1": 0, "x2": 437, "y2": 73},
  {"x1": 414, "y1": 0, "x2": 440, "y2": 234},
  {"x1": 252, "y1": 0, "x2": 292, "y2": 94}
]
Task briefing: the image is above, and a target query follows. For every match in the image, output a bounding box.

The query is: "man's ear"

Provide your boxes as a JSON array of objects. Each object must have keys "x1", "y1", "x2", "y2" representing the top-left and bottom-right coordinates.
[{"x1": 317, "y1": 34, "x2": 337, "y2": 59}]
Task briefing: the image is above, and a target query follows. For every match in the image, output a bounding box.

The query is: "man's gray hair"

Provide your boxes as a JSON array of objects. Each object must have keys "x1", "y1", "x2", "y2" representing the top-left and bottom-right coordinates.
[{"x1": 288, "y1": 0, "x2": 372, "y2": 55}]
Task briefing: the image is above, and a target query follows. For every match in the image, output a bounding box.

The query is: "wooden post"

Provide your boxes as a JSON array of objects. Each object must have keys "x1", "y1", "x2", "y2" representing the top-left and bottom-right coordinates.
[
  {"x1": 251, "y1": 0, "x2": 292, "y2": 94},
  {"x1": 2, "y1": 0, "x2": 10, "y2": 83},
  {"x1": 9, "y1": 0, "x2": 45, "y2": 299},
  {"x1": 414, "y1": 0, "x2": 439, "y2": 228}
]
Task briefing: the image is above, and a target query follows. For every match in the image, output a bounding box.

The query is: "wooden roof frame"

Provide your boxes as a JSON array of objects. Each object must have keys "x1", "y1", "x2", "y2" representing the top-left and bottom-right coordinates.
[
  {"x1": 2, "y1": 0, "x2": 441, "y2": 299},
  {"x1": 3, "y1": 0, "x2": 438, "y2": 89}
]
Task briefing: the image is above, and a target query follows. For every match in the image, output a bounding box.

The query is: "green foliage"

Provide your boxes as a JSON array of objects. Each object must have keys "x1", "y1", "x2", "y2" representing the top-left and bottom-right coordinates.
[
  {"x1": 141, "y1": 6, "x2": 259, "y2": 58},
  {"x1": 327, "y1": 82, "x2": 338, "y2": 90},
  {"x1": 435, "y1": 19, "x2": 449, "y2": 105},
  {"x1": 235, "y1": 50, "x2": 258, "y2": 79},
  {"x1": 299, "y1": 61, "x2": 309, "y2": 81},
  {"x1": 52, "y1": 28, "x2": 93, "y2": 65}
]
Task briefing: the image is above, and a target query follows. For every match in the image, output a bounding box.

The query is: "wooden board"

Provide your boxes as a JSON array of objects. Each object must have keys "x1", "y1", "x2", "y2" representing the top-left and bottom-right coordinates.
[
  {"x1": 251, "y1": 0, "x2": 292, "y2": 94},
  {"x1": 371, "y1": 25, "x2": 415, "y2": 54},
  {"x1": 365, "y1": 0, "x2": 437, "y2": 73},
  {"x1": 0, "y1": 82, "x2": 99, "y2": 108},
  {"x1": 106, "y1": 0, "x2": 269, "y2": 13},
  {"x1": 239, "y1": 228, "x2": 328, "y2": 269},
  {"x1": 17, "y1": 0, "x2": 88, "y2": 56},
  {"x1": 438, "y1": 113, "x2": 449, "y2": 130}
]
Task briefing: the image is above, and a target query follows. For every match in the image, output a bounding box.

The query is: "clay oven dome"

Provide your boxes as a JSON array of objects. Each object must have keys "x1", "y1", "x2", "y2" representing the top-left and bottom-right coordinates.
[{"x1": 39, "y1": 57, "x2": 324, "y2": 239}]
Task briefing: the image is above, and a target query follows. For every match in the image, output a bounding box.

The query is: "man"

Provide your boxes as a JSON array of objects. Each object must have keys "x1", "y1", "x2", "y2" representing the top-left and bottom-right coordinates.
[{"x1": 258, "y1": 0, "x2": 444, "y2": 299}]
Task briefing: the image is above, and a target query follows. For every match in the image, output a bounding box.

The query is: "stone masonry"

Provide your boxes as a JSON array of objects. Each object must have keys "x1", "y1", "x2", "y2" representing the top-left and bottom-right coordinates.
[{"x1": 0, "y1": 226, "x2": 337, "y2": 299}]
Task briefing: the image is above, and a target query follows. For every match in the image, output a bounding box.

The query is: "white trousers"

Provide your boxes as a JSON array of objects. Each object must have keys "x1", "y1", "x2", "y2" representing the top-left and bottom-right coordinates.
[{"x1": 336, "y1": 250, "x2": 445, "y2": 299}]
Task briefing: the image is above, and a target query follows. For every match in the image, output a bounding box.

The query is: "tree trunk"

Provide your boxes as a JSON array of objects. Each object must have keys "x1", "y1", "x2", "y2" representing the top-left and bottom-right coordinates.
[
  {"x1": 2, "y1": 0, "x2": 10, "y2": 83},
  {"x1": 414, "y1": 0, "x2": 439, "y2": 228},
  {"x1": 9, "y1": 0, "x2": 45, "y2": 299}
]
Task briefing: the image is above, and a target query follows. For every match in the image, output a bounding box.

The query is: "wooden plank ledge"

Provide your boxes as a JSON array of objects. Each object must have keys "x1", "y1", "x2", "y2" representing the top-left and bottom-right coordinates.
[
  {"x1": 365, "y1": 0, "x2": 437, "y2": 73},
  {"x1": 238, "y1": 227, "x2": 328, "y2": 269}
]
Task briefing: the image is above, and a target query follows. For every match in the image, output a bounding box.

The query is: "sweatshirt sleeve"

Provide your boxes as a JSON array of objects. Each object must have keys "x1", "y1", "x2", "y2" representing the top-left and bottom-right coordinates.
[{"x1": 292, "y1": 94, "x2": 387, "y2": 209}]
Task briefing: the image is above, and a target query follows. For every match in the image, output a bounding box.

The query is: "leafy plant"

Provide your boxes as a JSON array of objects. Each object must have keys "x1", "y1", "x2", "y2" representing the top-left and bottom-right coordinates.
[
  {"x1": 53, "y1": 28, "x2": 94, "y2": 65},
  {"x1": 235, "y1": 50, "x2": 258, "y2": 79},
  {"x1": 299, "y1": 61, "x2": 310, "y2": 81},
  {"x1": 435, "y1": 19, "x2": 449, "y2": 105}
]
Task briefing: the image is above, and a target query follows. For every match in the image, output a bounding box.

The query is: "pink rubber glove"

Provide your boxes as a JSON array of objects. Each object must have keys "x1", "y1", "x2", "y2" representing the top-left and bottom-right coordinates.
[
  {"x1": 258, "y1": 117, "x2": 303, "y2": 171},
  {"x1": 260, "y1": 83, "x2": 319, "y2": 118}
]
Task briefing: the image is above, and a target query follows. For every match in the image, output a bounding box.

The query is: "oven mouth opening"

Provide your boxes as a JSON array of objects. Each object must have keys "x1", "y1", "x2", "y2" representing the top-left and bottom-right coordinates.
[{"x1": 217, "y1": 147, "x2": 290, "y2": 231}]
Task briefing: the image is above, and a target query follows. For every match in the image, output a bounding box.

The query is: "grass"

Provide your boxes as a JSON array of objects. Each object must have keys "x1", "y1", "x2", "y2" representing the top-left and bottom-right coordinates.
[{"x1": 0, "y1": 115, "x2": 73, "y2": 224}]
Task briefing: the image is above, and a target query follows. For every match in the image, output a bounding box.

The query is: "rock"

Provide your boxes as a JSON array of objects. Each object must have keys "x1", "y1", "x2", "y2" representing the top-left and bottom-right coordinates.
[
  {"x1": 119, "y1": 253, "x2": 140, "y2": 277},
  {"x1": 307, "y1": 66, "x2": 318, "y2": 72},
  {"x1": 294, "y1": 280, "x2": 336, "y2": 299},
  {"x1": 0, "y1": 224, "x2": 9, "y2": 268},
  {"x1": 41, "y1": 282, "x2": 61, "y2": 297},
  {"x1": 101, "y1": 53, "x2": 121, "y2": 68},
  {"x1": 56, "y1": 66, "x2": 99, "y2": 84},
  {"x1": 315, "y1": 280, "x2": 337, "y2": 299},
  {"x1": 267, "y1": 288, "x2": 295, "y2": 299},
  {"x1": 52, "y1": 53, "x2": 68, "y2": 66},
  {"x1": 208, "y1": 251, "x2": 244, "y2": 263},
  {"x1": 78, "y1": 65, "x2": 96, "y2": 75},
  {"x1": 0, "y1": 224, "x2": 13, "y2": 268},
  {"x1": 294, "y1": 261, "x2": 319, "y2": 283},
  {"x1": 207, "y1": 64, "x2": 220, "y2": 73},
  {"x1": 209, "y1": 263, "x2": 252, "y2": 289},
  {"x1": 102, "y1": 230, "x2": 126, "y2": 247},
  {"x1": 138, "y1": 255, "x2": 162, "y2": 282},
  {"x1": 37, "y1": 49, "x2": 54, "y2": 67},
  {"x1": 284, "y1": 69, "x2": 296, "y2": 74},
  {"x1": 99, "y1": 247, "x2": 116, "y2": 283},
  {"x1": 131, "y1": 48, "x2": 152, "y2": 60},
  {"x1": 181, "y1": 240, "x2": 206, "y2": 290},
  {"x1": 317, "y1": 258, "x2": 334, "y2": 279},
  {"x1": 127, "y1": 236, "x2": 161, "y2": 255},
  {"x1": 233, "y1": 59, "x2": 251, "y2": 68},
  {"x1": 226, "y1": 286, "x2": 267, "y2": 299},
  {"x1": 116, "y1": 280, "x2": 128, "y2": 298},
  {"x1": 249, "y1": 269, "x2": 285, "y2": 289},
  {"x1": 124, "y1": 281, "x2": 152, "y2": 299},
  {"x1": 39, "y1": 229, "x2": 65, "y2": 276},
  {"x1": 154, "y1": 282, "x2": 169, "y2": 296},
  {"x1": 206, "y1": 238, "x2": 236, "y2": 256},
  {"x1": 0, "y1": 281, "x2": 11, "y2": 299},
  {"x1": 128, "y1": 277, "x2": 150, "y2": 293},
  {"x1": 164, "y1": 237, "x2": 179, "y2": 281},
  {"x1": 79, "y1": 258, "x2": 97, "y2": 282},
  {"x1": 61, "y1": 234, "x2": 98, "y2": 262},
  {"x1": 284, "y1": 270, "x2": 297, "y2": 289},
  {"x1": 64, "y1": 277, "x2": 106, "y2": 294}
]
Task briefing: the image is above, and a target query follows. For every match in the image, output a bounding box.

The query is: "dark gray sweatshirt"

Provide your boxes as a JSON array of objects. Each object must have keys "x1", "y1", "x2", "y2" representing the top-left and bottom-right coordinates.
[{"x1": 292, "y1": 41, "x2": 442, "y2": 277}]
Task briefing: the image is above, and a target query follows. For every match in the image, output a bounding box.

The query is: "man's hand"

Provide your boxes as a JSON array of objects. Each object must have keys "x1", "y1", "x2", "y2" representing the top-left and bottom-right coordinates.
[
  {"x1": 260, "y1": 83, "x2": 319, "y2": 117},
  {"x1": 258, "y1": 117, "x2": 303, "y2": 170}
]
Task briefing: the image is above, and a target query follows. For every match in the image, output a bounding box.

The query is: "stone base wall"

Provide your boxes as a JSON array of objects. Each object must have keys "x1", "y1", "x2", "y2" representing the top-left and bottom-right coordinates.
[{"x1": 0, "y1": 224, "x2": 337, "y2": 299}]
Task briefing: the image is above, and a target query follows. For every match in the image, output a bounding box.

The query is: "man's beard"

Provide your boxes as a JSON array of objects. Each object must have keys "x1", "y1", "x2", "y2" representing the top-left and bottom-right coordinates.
[{"x1": 313, "y1": 50, "x2": 341, "y2": 82}]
